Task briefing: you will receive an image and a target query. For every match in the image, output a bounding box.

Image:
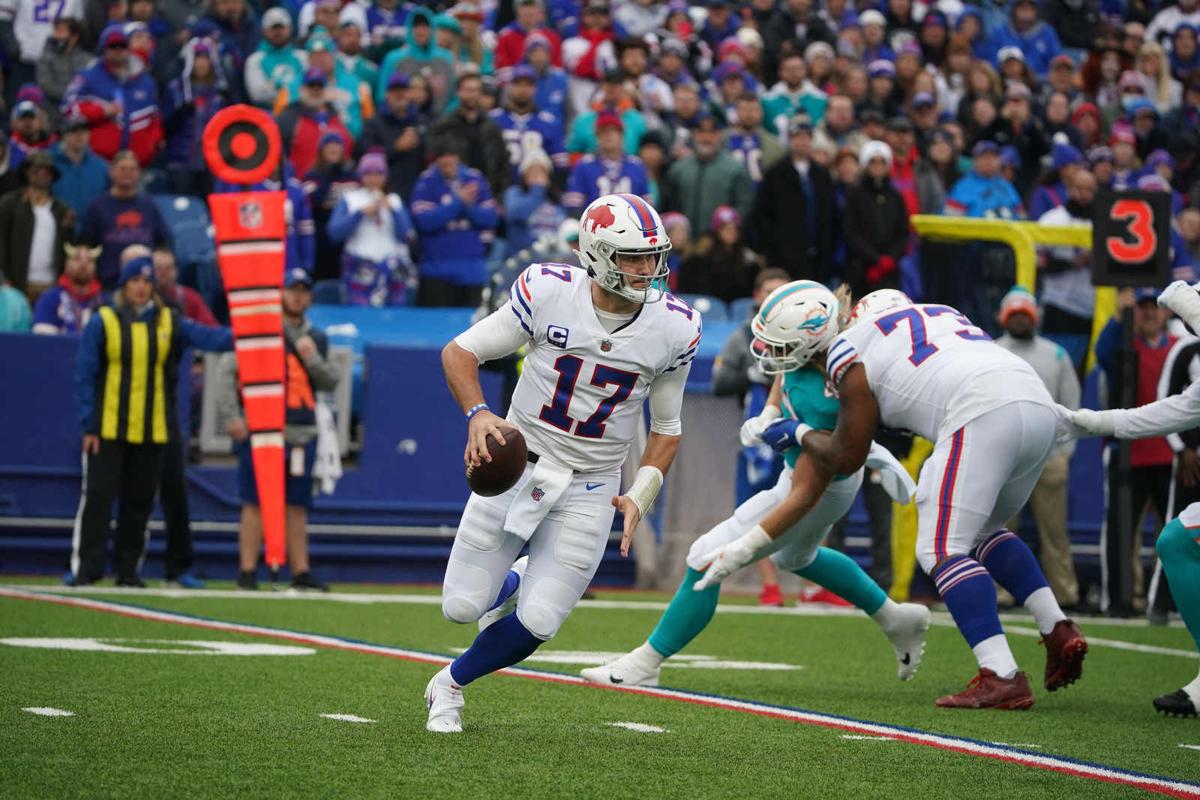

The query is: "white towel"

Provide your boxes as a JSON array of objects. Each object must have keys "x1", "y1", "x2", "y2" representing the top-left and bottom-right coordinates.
[
  {"x1": 312, "y1": 402, "x2": 343, "y2": 495},
  {"x1": 865, "y1": 442, "x2": 916, "y2": 505},
  {"x1": 503, "y1": 455, "x2": 574, "y2": 540}
]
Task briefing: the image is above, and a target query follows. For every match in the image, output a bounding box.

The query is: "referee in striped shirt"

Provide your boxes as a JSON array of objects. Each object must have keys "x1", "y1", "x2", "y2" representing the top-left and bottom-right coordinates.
[{"x1": 68, "y1": 256, "x2": 232, "y2": 587}]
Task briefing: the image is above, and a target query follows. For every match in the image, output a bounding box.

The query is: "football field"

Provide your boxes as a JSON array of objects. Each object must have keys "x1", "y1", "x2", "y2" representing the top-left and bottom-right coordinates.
[{"x1": 4, "y1": 579, "x2": 1200, "y2": 798}]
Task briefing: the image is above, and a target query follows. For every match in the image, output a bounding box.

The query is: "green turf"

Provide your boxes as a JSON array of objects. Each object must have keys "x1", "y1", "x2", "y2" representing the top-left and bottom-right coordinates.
[{"x1": 2, "y1": 583, "x2": 1199, "y2": 798}]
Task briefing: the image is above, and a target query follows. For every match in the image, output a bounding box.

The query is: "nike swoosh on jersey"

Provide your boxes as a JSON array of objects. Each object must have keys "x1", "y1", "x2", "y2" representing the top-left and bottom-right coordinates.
[{"x1": 585, "y1": 482, "x2": 604, "y2": 491}]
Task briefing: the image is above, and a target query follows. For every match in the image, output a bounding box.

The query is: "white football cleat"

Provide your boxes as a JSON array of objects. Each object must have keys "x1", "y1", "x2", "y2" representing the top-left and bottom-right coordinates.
[
  {"x1": 424, "y1": 667, "x2": 464, "y2": 733},
  {"x1": 885, "y1": 603, "x2": 931, "y2": 681},
  {"x1": 580, "y1": 648, "x2": 661, "y2": 687},
  {"x1": 478, "y1": 556, "x2": 529, "y2": 632}
]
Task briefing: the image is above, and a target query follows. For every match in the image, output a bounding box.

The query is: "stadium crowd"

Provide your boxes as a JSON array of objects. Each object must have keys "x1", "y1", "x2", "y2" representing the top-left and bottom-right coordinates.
[{"x1": 0, "y1": 0, "x2": 1199, "y2": 608}]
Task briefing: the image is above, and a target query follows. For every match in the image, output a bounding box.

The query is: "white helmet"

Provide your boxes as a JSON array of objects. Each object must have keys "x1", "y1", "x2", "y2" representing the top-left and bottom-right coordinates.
[
  {"x1": 846, "y1": 289, "x2": 912, "y2": 328},
  {"x1": 751, "y1": 280, "x2": 839, "y2": 374},
  {"x1": 577, "y1": 194, "x2": 672, "y2": 303}
]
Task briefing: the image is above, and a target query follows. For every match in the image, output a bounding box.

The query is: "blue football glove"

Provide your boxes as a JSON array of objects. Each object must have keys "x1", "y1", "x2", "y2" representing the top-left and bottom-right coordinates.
[{"x1": 761, "y1": 419, "x2": 801, "y2": 453}]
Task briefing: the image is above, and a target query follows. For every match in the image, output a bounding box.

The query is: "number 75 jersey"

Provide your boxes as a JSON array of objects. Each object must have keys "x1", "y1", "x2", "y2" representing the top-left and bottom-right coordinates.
[
  {"x1": 826, "y1": 303, "x2": 1051, "y2": 442},
  {"x1": 508, "y1": 264, "x2": 702, "y2": 473}
]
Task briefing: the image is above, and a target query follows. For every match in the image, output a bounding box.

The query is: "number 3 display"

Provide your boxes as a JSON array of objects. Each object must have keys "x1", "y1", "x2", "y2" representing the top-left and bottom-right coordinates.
[{"x1": 1092, "y1": 190, "x2": 1170, "y2": 288}]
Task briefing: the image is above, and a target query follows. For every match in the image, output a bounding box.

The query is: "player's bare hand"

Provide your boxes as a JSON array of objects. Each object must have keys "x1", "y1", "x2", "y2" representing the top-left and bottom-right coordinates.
[
  {"x1": 465, "y1": 410, "x2": 507, "y2": 468},
  {"x1": 612, "y1": 495, "x2": 642, "y2": 557},
  {"x1": 226, "y1": 418, "x2": 249, "y2": 441},
  {"x1": 1182, "y1": 449, "x2": 1200, "y2": 488},
  {"x1": 294, "y1": 335, "x2": 318, "y2": 359},
  {"x1": 82, "y1": 434, "x2": 100, "y2": 455}
]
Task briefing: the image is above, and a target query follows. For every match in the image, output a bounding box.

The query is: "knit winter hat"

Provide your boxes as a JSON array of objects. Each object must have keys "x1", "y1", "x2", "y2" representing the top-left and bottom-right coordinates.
[
  {"x1": 357, "y1": 151, "x2": 388, "y2": 178},
  {"x1": 118, "y1": 256, "x2": 154, "y2": 288}
]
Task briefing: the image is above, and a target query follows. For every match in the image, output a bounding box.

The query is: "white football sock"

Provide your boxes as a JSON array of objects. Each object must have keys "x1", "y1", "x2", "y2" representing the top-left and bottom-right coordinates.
[
  {"x1": 972, "y1": 634, "x2": 1020, "y2": 679},
  {"x1": 1023, "y1": 587, "x2": 1068, "y2": 636},
  {"x1": 633, "y1": 641, "x2": 665, "y2": 668},
  {"x1": 1183, "y1": 667, "x2": 1200, "y2": 707},
  {"x1": 870, "y1": 598, "x2": 903, "y2": 630}
]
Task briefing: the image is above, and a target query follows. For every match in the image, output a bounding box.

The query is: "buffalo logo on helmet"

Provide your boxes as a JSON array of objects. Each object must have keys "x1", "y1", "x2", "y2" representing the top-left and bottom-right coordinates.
[
  {"x1": 238, "y1": 200, "x2": 264, "y2": 230},
  {"x1": 583, "y1": 204, "x2": 617, "y2": 234}
]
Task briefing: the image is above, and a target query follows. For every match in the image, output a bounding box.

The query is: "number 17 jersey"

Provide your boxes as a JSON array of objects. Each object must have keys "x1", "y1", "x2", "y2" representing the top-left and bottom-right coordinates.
[
  {"x1": 825, "y1": 303, "x2": 1052, "y2": 442},
  {"x1": 507, "y1": 264, "x2": 702, "y2": 473}
]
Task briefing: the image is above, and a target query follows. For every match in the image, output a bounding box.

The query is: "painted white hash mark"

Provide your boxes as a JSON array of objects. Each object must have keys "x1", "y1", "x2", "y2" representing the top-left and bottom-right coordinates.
[
  {"x1": 21, "y1": 707, "x2": 75, "y2": 717},
  {"x1": 606, "y1": 722, "x2": 669, "y2": 734},
  {"x1": 1180, "y1": 745, "x2": 1200, "y2": 752},
  {"x1": 320, "y1": 714, "x2": 376, "y2": 724}
]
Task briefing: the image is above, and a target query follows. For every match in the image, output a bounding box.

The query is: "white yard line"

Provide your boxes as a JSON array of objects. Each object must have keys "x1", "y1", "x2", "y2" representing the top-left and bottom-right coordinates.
[
  {"x1": 20, "y1": 707, "x2": 75, "y2": 717},
  {"x1": 320, "y1": 713, "x2": 375, "y2": 724},
  {"x1": 605, "y1": 721, "x2": 669, "y2": 733}
]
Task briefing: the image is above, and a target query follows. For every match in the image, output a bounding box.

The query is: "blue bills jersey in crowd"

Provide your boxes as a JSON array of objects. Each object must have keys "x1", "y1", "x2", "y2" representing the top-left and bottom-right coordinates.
[
  {"x1": 563, "y1": 156, "x2": 650, "y2": 217},
  {"x1": 489, "y1": 108, "x2": 568, "y2": 180}
]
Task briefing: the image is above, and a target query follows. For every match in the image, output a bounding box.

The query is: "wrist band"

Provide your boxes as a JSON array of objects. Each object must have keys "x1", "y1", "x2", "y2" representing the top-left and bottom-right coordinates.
[{"x1": 466, "y1": 403, "x2": 490, "y2": 421}]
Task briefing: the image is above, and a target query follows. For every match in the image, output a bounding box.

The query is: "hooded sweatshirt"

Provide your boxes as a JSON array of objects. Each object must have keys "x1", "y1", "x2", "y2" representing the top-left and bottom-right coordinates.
[{"x1": 375, "y1": 7, "x2": 456, "y2": 110}]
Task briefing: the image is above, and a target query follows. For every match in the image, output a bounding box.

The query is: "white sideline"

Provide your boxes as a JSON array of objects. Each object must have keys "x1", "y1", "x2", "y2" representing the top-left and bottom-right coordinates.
[{"x1": 1, "y1": 586, "x2": 1198, "y2": 799}]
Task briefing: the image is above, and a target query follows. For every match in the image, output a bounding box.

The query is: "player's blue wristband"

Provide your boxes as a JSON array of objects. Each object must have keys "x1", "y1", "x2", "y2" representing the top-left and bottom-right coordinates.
[{"x1": 466, "y1": 403, "x2": 490, "y2": 421}]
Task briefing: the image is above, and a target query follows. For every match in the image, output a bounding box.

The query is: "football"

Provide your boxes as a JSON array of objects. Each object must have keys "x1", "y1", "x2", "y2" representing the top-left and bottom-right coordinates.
[{"x1": 466, "y1": 426, "x2": 528, "y2": 497}]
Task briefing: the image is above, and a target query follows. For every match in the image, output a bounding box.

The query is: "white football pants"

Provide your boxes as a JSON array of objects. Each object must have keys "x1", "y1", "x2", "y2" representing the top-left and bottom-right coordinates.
[
  {"x1": 441, "y1": 461, "x2": 619, "y2": 640},
  {"x1": 914, "y1": 400, "x2": 1057, "y2": 573},
  {"x1": 686, "y1": 464, "x2": 864, "y2": 573}
]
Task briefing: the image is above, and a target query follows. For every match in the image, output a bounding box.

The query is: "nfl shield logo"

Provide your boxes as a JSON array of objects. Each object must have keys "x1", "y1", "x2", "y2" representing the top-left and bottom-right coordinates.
[
  {"x1": 238, "y1": 201, "x2": 263, "y2": 230},
  {"x1": 530, "y1": 486, "x2": 545, "y2": 502},
  {"x1": 600, "y1": 339, "x2": 613, "y2": 352}
]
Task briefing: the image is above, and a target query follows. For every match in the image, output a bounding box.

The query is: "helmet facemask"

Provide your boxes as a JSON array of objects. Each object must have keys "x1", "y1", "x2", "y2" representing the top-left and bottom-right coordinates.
[{"x1": 589, "y1": 239, "x2": 672, "y2": 304}]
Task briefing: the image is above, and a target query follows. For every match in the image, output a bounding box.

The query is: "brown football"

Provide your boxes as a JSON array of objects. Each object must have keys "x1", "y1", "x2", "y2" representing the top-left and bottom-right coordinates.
[{"x1": 466, "y1": 427, "x2": 528, "y2": 497}]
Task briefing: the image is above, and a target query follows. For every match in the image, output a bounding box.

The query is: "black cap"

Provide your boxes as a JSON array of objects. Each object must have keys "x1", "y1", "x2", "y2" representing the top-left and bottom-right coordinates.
[
  {"x1": 887, "y1": 115, "x2": 915, "y2": 132},
  {"x1": 603, "y1": 67, "x2": 626, "y2": 84}
]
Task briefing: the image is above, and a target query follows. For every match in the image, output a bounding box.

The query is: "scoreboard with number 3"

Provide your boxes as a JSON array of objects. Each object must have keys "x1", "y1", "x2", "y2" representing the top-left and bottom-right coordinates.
[{"x1": 1091, "y1": 190, "x2": 1172, "y2": 288}]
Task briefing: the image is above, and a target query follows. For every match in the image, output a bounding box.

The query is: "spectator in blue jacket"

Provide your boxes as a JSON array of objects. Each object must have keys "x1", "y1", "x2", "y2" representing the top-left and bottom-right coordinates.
[
  {"x1": 410, "y1": 136, "x2": 499, "y2": 307},
  {"x1": 164, "y1": 37, "x2": 232, "y2": 197},
  {"x1": 504, "y1": 149, "x2": 564, "y2": 258},
  {"x1": 987, "y1": 0, "x2": 1063, "y2": 77},
  {"x1": 328, "y1": 151, "x2": 416, "y2": 306},
  {"x1": 525, "y1": 33, "x2": 568, "y2": 122},
  {"x1": 943, "y1": 140, "x2": 1025, "y2": 219},
  {"x1": 51, "y1": 114, "x2": 109, "y2": 227}
]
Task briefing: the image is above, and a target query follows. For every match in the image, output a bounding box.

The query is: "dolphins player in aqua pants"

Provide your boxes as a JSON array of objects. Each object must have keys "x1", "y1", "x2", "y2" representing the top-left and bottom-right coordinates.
[
  {"x1": 582, "y1": 281, "x2": 932, "y2": 688},
  {"x1": 1067, "y1": 281, "x2": 1200, "y2": 716}
]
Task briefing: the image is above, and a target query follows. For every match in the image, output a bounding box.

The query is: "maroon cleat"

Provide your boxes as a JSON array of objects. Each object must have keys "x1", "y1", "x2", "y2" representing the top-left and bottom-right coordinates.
[
  {"x1": 1041, "y1": 618, "x2": 1087, "y2": 692},
  {"x1": 935, "y1": 669, "x2": 1035, "y2": 710}
]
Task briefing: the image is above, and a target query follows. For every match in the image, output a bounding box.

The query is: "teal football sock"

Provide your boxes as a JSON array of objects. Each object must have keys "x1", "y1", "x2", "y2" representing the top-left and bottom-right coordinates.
[
  {"x1": 793, "y1": 547, "x2": 887, "y2": 615},
  {"x1": 647, "y1": 567, "x2": 720, "y2": 658},
  {"x1": 1158, "y1": 518, "x2": 1200, "y2": 651}
]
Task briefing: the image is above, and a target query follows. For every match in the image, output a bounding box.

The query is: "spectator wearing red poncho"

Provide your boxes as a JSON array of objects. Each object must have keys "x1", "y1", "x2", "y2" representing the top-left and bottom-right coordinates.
[{"x1": 278, "y1": 67, "x2": 355, "y2": 178}]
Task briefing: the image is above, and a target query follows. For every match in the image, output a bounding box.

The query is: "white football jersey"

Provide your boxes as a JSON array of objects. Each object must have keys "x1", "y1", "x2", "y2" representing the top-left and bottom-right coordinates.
[
  {"x1": 0, "y1": 0, "x2": 81, "y2": 63},
  {"x1": 826, "y1": 303, "x2": 1052, "y2": 441},
  {"x1": 507, "y1": 263, "x2": 702, "y2": 473}
]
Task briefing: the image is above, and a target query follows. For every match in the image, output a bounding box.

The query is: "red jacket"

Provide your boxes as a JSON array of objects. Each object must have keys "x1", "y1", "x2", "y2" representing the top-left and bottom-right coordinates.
[
  {"x1": 1131, "y1": 332, "x2": 1177, "y2": 468},
  {"x1": 495, "y1": 24, "x2": 562, "y2": 69},
  {"x1": 63, "y1": 62, "x2": 163, "y2": 166},
  {"x1": 277, "y1": 103, "x2": 354, "y2": 179}
]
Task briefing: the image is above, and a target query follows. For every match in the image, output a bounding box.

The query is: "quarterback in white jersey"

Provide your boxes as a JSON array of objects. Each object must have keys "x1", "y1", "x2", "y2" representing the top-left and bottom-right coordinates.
[
  {"x1": 424, "y1": 193, "x2": 702, "y2": 733},
  {"x1": 0, "y1": 0, "x2": 81, "y2": 65},
  {"x1": 697, "y1": 290, "x2": 1088, "y2": 710}
]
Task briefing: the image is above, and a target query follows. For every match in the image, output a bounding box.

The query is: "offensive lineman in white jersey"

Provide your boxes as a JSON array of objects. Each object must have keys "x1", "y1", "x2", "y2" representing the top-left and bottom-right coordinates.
[
  {"x1": 425, "y1": 193, "x2": 702, "y2": 733},
  {"x1": 696, "y1": 290, "x2": 1089, "y2": 710}
]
